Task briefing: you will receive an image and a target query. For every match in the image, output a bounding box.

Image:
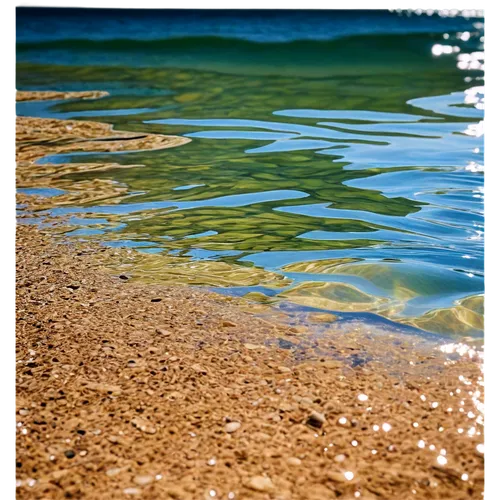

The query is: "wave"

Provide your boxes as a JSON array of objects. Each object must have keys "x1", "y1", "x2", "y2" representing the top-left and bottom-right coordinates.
[
  {"x1": 17, "y1": 33, "x2": 459, "y2": 77},
  {"x1": 17, "y1": 32, "x2": 441, "y2": 53}
]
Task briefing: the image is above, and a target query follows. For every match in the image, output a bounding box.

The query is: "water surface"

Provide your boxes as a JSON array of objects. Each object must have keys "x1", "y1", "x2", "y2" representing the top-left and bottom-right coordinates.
[{"x1": 16, "y1": 8, "x2": 484, "y2": 336}]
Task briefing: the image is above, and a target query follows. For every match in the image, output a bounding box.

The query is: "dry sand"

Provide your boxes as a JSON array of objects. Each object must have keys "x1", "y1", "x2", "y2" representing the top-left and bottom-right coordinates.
[{"x1": 16, "y1": 91, "x2": 484, "y2": 499}]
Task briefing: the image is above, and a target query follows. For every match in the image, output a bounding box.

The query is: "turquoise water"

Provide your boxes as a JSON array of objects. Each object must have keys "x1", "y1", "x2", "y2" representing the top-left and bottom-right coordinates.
[{"x1": 16, "y1": 9, "x2": 484, "y2": 336}]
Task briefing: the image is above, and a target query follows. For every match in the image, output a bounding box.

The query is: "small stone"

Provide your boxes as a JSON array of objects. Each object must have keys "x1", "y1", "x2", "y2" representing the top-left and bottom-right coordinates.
[
  {"x1": 306, "y1": 411, "x2": 326, "y2": 429},
  {"x1": 134, "y1": 475, "x2": 154, "y2": 486},
  {"x1": 277, "y1": 366, "x2": 292, "y2": 374},
  {"x1": 243, "y1": 343, "x2": 262, "y2": 350},
  {"x1": 286, "y1": 457, "x2": 302, "y2": 466},
  {"x1": 334, "y1": 454, "x2": 346, "y2": 463},
  {"x1": 156, "y1": 328, "x2": 171, "y2": 336},
  {"x1": 19, "y1": 409, "x2": 30, "y2": 416},
  {"x1": 222, "y1": 320, "x2": 237, "y2": 327},
  {"x1": 246, "y1": 475, "x2": 274, "y2": 492},
  {"x1": 131, "y1": 417, "x2": 157, "y2": 434},
  {"x1": 106, "y1": 467, "x2": 123, "y2": 477},
  {"x1": 119, "y1": 274, "x2": 129, "y2": 280},
  {"x1": 64, "y1": 450, "x2": 75, "y2": 459},
  {"x1": 124, "y1": 487, "x2": 141, "y2": 495},
  {"x1": 225, "y1": 422, "x2": 241, "y2": 433},
  {"x1": 327, "y1": 471, "x2": 349, "y2": 483}
]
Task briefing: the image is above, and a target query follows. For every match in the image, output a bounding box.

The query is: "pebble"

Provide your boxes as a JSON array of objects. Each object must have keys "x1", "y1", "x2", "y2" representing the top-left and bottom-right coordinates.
[
  {"x1": 156, "y1": 328, "x2": 171, "y2": 336},
  {"x1": 222, "y1": 320, "x2": 237, "y2": 327},
  {"x1": 286, "y1": 457, "x2": 302, "y2": 466},
  {"x1": 277, "y1": 366, "x2": 292, "y2": 373},
  {"x1": 124, "y1": 487, "x2": 141, "y2": 495},
  {"x1": 133, "y1": 475, "x2": 154, "y2": 486},
  {"x1": 106, "y1": 468, "x2": 123, "y2": 477},
  {"x1": 246, "y1": 475, "x2": 274, "y2": 492},
  {"x1": 131, "y1": 417, "x2": 157, "y2": 434},
  {"x1": 306, "y1": 411, "x2": 326, "y2": 429},
  {"x1": 328, "y1": 471, "x2": 350, "y2": 483},
  {"x1": 334, "y1": 454, "x2": 346, "y2": 463},
  {"x1": 243, "y1": 343, "x2": 262, "y2": 350},
  {"x1": 225, "y1": 422, "x2": 241, "y2": 433}
]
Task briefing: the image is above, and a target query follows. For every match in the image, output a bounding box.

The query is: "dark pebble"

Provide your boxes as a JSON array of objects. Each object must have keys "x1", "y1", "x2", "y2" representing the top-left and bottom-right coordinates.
[{"x1": 65, "y1": 450, "x2": 76, "y2": 459}]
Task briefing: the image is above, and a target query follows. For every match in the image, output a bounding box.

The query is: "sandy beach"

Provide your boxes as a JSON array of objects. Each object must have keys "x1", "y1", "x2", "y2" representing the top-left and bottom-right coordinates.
[{"x1": 16, "y1": 92, "x2": 484, "y2": 500}]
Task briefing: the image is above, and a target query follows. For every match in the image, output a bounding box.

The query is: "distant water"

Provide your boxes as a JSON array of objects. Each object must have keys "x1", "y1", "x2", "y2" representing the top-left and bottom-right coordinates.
[{"x1": 16, "y1": 9, "x2": 484, "y2": 336}]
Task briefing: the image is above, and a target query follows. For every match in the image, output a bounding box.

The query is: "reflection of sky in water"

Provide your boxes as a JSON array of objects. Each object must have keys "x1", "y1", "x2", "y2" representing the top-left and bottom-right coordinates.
[
  {"x1": 172, "y1": 184, "x2": 205, "y2": 191},
  {"x1": 18, "y1": 187, "x2": 66, "y2": 198},
  {"x1": 46, "y1": 190, "x2": 309, "y2": 216},
  {"x1": 16, "y1": 99, "x2": 173, "y2": 120}
]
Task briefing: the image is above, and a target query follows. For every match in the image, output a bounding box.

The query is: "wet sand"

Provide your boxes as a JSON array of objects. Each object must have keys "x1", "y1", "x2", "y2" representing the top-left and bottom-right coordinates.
[{"x1": 16, "y1": 92, "x2": 484, "y2": 499}]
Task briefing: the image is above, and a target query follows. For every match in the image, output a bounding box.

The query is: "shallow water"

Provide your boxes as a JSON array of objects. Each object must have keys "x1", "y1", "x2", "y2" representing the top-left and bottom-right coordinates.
[{"x1": 16, "y1": 9, "x2": 484, "y2": 336}]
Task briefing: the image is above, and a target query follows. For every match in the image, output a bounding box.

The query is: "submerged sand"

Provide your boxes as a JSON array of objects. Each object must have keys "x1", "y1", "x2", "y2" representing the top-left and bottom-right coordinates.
[{"x1": 16, "y1": 91, "x2": 484, "y2": 499}]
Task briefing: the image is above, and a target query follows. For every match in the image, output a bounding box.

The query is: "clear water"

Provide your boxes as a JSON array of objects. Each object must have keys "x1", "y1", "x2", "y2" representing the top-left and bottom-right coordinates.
[{"x1": 16, "y1": 8, "x2": 484, "y2": 336}]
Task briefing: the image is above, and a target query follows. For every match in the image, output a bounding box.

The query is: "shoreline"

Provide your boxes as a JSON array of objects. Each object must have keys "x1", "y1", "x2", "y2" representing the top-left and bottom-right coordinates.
[{"x1": 16, "y1": 92, "x2": 484, "y2": 499}]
